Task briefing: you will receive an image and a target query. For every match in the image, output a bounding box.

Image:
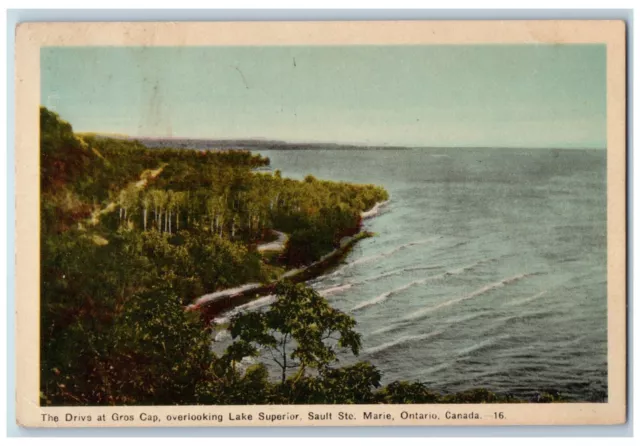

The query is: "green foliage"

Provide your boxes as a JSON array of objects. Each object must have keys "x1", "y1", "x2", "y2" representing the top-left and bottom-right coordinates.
[
  {"x1": 41, "y1": 285, "x2": 214, "y2": 406},
  {"x1": 310, "y1": 361, "x2": 382, "y2": 404},
  {"x1": 280, "y1": 206, "x2": 361, "y2": 266},
  {"x1": 40, "y1": 107, "x2": 567, "y2": 406},
  {"x1": 227, "y1": 281, "x2": 362, "y2": 386},
  {"x1": 375, "y1": 381, "x2": 441, "y2": 404},
  {"x1": 532, "y1": 390, "x2": 570, "y2": 403},
  {"x1": 107, "y1": 286, "x2": 214, "y2": 405},
  {"x1": 40, "y1": 107, "x2": 90, "y2": 193}
]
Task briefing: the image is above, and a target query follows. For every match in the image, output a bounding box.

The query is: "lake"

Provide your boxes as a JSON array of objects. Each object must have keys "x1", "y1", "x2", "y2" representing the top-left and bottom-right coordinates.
[{"x1": 227, "y1": 147, "x2": 608, "y2": 402}]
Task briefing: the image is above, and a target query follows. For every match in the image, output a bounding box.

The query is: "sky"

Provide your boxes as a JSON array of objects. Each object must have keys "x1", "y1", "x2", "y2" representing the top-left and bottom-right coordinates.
[{"x1": 41, "y1": 45, "x2": 606, "y2": 148}]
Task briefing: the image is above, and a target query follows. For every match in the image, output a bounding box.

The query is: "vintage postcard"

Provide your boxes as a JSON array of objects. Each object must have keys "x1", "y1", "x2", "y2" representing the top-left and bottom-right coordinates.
[{"x1": 14, "y1": 20, "x2": 627, "y2": 427}]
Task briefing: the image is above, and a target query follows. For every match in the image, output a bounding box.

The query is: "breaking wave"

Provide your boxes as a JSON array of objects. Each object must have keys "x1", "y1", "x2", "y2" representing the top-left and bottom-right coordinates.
[
  {"x1": 403, "y1": 273, "x2": 532, "y2": 321},
  {"x1": 351, "y1": 278, "x2": 432, "y2": 311},
  {"x1": 364, "y1": 330, "x2": 443, "y2": 355},
  {"x1": 348, "y1": 263, "x2": 445, "y2": 286},
  {"x1": 455, "y1": 334, "x2": 511, "y2": 357},
  {"x1": 212, "y1": 294, "x2": 276, "y2": 325},
  {"x1": 321, "y1": 238, "x2": 458, "y2": 281},
  {"x1": 372, "y1": 273, "x2": 532, "y2": 335},
  {"x1": 493, "y1": 310, "x2": 557, "y2": 329},
  {"x1": 195, "y1": 283, "x2": 261, "y2": 306},
  {"x1": 317, "y1": 263, "x2": 446, "y2": 295},
  {"x1": 214, "y1": 329, "x2": 231, "y2": 342},
  {"x1": 319, "y1": 283, "x2": 353, "y2": 296},
  {"x1": 349, "y1": 258, "x2": 496, "y2": 312}
]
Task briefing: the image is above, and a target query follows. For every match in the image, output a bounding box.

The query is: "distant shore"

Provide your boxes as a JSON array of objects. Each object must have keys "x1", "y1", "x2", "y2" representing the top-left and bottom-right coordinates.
[{"x1": 96, "y1": 134, "x2": 415, "y2": 152}]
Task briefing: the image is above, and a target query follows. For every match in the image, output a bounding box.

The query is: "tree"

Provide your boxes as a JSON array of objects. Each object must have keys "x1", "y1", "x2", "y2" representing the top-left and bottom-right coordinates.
[
  {"x1": 107, "y1": 286, "x2": 214, "y2": 405},
  {"x1": 149, "y1": 189, "x2": 166, "y2": 232},
  {"x1": 227, "y1": 281, "x2": 362, "y2": 386},
  {"x1": 375, "y1": 381, "x2": 441, "y2": 404},
  {"x1": 289, "y1": 361, "x2": 381, "y2": 404}
]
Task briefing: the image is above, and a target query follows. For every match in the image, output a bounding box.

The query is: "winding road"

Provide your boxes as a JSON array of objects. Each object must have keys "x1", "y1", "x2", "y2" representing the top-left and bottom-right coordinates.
[
  {"x1": 257, "y1": 230, "x2": 289, "y2": 252},
  {"x1": 87, "y1": 165, "x2": 165, "y2": 226}
]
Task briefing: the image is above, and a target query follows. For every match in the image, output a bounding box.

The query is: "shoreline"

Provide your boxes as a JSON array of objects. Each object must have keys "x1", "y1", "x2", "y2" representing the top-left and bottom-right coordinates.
[{"x1": 188, "y1": 200, "x2": 389, "y2": 323}]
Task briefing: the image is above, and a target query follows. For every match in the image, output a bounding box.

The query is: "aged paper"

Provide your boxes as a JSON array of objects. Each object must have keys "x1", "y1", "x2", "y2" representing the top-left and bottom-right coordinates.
[{"x1": 15, "y1": 20, "x2": 626, "y2": 427}]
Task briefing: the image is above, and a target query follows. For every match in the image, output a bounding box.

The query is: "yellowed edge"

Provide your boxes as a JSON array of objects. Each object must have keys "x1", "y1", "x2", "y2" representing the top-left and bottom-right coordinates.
[{"x1": 14, "y1": 20, "x2": 627, "y2": 428}]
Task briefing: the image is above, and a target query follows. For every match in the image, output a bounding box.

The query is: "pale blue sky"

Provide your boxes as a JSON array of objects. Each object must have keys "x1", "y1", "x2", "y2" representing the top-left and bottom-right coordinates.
[{"x1": 41, "y1": 45, "x2": 606, "y2": 148}]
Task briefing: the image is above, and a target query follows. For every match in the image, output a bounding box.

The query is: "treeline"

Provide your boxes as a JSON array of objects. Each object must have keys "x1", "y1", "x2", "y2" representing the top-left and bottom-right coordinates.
[
  {"x1": 39, "y1": 106, "x2": 391, "y2": 405},
  {"x1": 112, "y1": 171, "x2": 385, "y2": 264}
]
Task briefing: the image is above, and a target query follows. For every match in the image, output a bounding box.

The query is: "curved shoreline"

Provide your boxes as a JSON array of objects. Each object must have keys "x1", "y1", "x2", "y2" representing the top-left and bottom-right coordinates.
[
  {"x1": 361, "y1": 199, "x2": 389, "y2": 220},
  {"x1": 187, "y1": 200, "x2": 389, "y2": 322}
]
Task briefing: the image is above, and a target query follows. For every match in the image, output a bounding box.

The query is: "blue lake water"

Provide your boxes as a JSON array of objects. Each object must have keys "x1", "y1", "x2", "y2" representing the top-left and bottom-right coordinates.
[{"x1": 238, "y1": 147, "x2": 607, "y2": 401}]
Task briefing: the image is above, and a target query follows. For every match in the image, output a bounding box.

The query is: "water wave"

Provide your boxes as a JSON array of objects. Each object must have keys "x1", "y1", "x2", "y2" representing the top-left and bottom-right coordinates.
[
  {"x1": 361, "y1": 200, "x2": 390, "y2": 219},
  {"x1": 347, "y1": 237, "x2": 440, "y2": 268},
  {"x1": 323, "y1": 265, "x2": 348, "y2": 280},
  {"x1": 316, "y1": 263, "x2": 444, "y2": 293},
  {"x1": 214, "y1": 329, "x2": 231, "y2": 342},
  {"x1": 351, "y1": 278, "x2": 429, "y2": 311},
  {"x1": 194, "y1": 282, "x2": 261, "y2": 306},
  {"x1": 319, "y1": 283, "x2": 353, "y2": 296},
  {"x1": 372, "y1": 273, "x2": 532, "y2": 335},
  {"x1": 504, "y1": 291, "x2": 547, "y2": 307},
  {"x1": 404, "y1": 273, "x2": 532, "y2": 321},
  {"x1": 402, "y1": 264, "x2": 445, "y2": 273},
  {"x1": 442, "y1": 310, "x2": 491, "y2": 327},
  {"x1": 348, "y1": 263, "x2": 445, "y2": 286},
  {"x1": 551, "y1": 335, "x2": 589, "y2": 349},
  {"x1": 444, "y1": 240, "x2": 470, "y2": 250},
  {"x1": 322, "y1": 244, "x2": 443, "y2": 281},
  {"x1": 455, "y1": 334, "x2": 511, "y2": 357},
  {"x1": 364, "y1": 330, "x2": 443, "y2": 355},
  {"x1": 350, "y1": 258, "x2": 496, "y2": 312},
  {"x1": 212, "y1": 294, "x2": 276, "y2": 325}
]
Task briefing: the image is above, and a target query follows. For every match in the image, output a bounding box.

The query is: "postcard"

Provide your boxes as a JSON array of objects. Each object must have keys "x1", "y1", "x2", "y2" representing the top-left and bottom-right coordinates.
[{"x1": 14, "y1": 20, "x2": 627, "y2": 427}]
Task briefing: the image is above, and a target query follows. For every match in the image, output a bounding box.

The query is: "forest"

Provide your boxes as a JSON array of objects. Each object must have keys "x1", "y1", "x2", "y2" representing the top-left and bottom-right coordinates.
[{"x1": 40, "y1": 106, "x2": 564, "y2": 406}]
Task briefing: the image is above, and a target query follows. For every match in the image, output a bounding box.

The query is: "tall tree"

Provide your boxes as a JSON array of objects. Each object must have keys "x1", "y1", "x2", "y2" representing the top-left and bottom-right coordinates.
[{"x1": 227, "y1": 281, "x2": 362, "y2": 385}]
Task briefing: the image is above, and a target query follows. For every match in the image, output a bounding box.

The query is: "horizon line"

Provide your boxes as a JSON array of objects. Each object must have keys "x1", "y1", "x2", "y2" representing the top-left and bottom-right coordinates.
[{"x1": 80, "y1": 132, "x2": 606, "y2": 151}]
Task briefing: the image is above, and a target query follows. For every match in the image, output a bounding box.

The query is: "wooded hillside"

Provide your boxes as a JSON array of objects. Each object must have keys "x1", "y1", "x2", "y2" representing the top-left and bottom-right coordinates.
[{"x1": 39, "y1": 107, "x2": 563, "y2": 406}]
